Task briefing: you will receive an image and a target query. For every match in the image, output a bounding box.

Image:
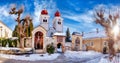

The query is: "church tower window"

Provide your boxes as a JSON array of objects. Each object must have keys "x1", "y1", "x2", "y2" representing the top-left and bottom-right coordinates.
[
  {"x1": 58, "y1": 21, "x2": 61, "y2": 24},
  {"x1": 43, "y1": 19, "x2": 47, "y2": 22}
]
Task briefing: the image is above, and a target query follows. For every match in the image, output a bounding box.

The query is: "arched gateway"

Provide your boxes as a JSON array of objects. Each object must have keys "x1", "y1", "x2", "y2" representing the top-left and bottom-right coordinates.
[
  {"x1": 30, "y1": 9, "x2": 65, "y2": 53},
  {"x1": 32, "y1": 26, "x2": 47, "y2": 52},
  {"x1": 34, "y1": 31, "x2": 43, "y2": 49}
]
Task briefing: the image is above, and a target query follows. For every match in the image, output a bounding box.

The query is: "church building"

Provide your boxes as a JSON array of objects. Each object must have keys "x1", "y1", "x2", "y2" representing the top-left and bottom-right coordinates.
[{"x1": 31, "y1": 9, "x2": 66, "y2": 53}]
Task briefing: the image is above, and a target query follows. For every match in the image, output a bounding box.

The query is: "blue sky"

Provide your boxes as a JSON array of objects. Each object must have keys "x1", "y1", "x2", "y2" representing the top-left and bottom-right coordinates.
[{"x1": 0, "y1": 0, "x2": 120, "y2": 34}]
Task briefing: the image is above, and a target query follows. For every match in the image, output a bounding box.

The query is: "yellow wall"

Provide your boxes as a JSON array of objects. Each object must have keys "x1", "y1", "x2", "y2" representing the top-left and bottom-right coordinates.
[
  {"x1": 83, "y1": 37, "x2": 108, "y2": 52},
  {"x1": 72, "y1": 35, "x2": 82, "y2": 50}
]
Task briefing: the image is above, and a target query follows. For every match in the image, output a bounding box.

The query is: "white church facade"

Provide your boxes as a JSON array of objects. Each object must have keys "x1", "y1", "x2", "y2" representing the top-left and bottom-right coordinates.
[{"x1": 31, "y1": 9, "x2": 67, "y2": 53}]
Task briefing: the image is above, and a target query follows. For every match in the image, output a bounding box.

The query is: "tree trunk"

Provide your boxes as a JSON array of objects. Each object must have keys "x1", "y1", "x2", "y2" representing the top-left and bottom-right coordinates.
[
  {"x1": 19, "y1": 37, "x2": 24, "y2": 48},
  {"x1": 108, "y1": 39, "x2": 116, "y2": 57}
]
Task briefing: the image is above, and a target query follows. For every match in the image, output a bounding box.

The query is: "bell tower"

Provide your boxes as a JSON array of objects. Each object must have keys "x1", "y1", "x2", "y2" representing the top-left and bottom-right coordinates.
[
  {"x1": 53, "y1": 10, "x2": 63, "y2": 32},
  {"x1": 40, "y1": 9, "x2": 50, "y2": 31}
]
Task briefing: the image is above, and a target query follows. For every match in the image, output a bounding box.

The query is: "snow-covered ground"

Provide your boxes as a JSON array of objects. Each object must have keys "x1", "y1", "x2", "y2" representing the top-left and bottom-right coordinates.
[
  {"x1": 57, "y1": 48, "x2": 62, "y2": 52},
  {"x1": 0, "y1": 47, "x2": 32, "y2": 51},
  {"x1": 0, "y1": 53, "x2": 60, "y2": 61},
  {"x1": 98, "y1": 54, "x2": 120, "y2": 63},
  {"x1": 1, "y1": 50, "x2": 119, "y2": 63},
  {"x1": 64, "y1": 50, "x2": 103, "y2": 62},
  {"x1": 66, "y1": 51, "x2": 120, "y2": 63}
]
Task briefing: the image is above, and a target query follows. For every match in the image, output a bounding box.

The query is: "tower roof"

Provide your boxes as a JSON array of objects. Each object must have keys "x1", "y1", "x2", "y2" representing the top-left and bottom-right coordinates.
[
  {"x1": 41, "y1": 9, "x2": 48, "y2": 15},
  {"x1": 55, "y1": 10, "x2": 61, "y2": 17}
]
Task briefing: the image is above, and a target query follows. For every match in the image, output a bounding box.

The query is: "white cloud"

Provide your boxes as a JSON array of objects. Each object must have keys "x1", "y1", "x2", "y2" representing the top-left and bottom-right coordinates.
[
  {"x1": 0, "y1": 6, "x2": 9, "y2": 18},
  {"x1": 67, "y1": 1, "x2": 80, "y2": 11},
  {"x1": 89, "y1": 1, "x2": 94, "y2": 4},
  {"x1": 0, "y1": 5, "x2": 17, "y2": 30},
  {"x1": 63, "y1": 9, "x2": 94, "y2": 24},
  {"x1": 62, "y1": 4, "x2": 120, "y2": 33},
  {"x1": 33, "y1": 0, "x2": 57, "y2": 27}
]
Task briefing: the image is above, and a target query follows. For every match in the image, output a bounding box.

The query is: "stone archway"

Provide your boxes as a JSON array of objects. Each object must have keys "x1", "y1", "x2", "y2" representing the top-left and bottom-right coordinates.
[
  {"x1": 34, "y1": 31, "x2": 43, "y2": 49},
  {"x1": 57, "y1": 43, "x2": 62, "y2": 48},
  {"x1": 74, "y1": 37, "x2": 80, "y2": 51},
  {"x1": 57, "y1": 43, "x2": 63, "y2": 52}
]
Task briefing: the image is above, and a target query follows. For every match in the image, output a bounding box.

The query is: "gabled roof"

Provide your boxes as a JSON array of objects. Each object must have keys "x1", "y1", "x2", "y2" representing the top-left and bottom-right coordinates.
[
  {"x1": 83, "y1": 30, "x2": 107, "y2": 39},
  {"x1": 0, "y1": 20, "x2": 12, "y2": 31},
  {"x1": 34, "y1": 25, "x2": 47, "y2": 31}
]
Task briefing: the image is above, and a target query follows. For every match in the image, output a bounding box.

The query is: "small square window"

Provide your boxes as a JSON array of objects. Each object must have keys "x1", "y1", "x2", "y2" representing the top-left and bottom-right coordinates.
[
  {"x1": 43, "y1": 19, "x2": 47, "y2": 22},
  {"x1": 58, "y1": 22, "x2": 61, "y2": 24},
  {"x1": 104, "y1": 42, "x2": 107, "y2": 46},
  {"x1": 91, "y1": 42, "x2": 93, "y2": 46}
]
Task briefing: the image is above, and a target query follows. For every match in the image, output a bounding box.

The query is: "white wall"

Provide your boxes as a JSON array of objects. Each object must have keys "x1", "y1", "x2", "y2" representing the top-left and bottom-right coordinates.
[{"x1": 0, "y1": 21, "x2": 12, "y2": 38}]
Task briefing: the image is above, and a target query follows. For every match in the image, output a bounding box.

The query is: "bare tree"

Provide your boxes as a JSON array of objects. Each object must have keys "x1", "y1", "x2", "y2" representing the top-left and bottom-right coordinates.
[
  {"x1": 9, "y1": 4, "x2": 32, "y2": 48},
  {"x1": 94, "y1": 8, "x2": 120, "y2": 59}
]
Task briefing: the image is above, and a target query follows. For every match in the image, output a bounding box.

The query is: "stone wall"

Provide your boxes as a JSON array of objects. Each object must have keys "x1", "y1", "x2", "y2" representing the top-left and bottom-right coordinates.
[{"x1": 65, "y1": 42, "x2": 72, "y2": 51}]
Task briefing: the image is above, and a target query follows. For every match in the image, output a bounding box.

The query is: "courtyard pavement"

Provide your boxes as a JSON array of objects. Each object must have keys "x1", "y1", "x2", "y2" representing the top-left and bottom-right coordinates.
[{"x1": 0, "y1": 53, "x2": 101, "y2": 63}]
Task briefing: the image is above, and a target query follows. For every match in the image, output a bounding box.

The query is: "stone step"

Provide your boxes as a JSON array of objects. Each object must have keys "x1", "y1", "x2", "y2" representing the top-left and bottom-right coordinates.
[{"x1": 35, "y1": 50, "x2": 44, "y2": 54}]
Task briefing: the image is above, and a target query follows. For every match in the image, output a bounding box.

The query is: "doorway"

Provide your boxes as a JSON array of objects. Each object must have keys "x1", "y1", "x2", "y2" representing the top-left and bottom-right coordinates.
[
  {"x1": 34, "y1": 31, "x2": 43, "y2": 49},
  {"x1": 57, "y1": 43, "x2": 62, "y2": 52}
]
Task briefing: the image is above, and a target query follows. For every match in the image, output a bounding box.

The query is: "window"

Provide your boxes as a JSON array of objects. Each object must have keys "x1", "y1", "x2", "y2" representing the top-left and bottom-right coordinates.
[
  {"x1": 104, "y1": 42, "x2": 107, "y2": 46},
  {"x1": 50, "y1": 32, "x2": 53, "y2": 37},
  {"x1": 0, "y1": 26, "x2": 2, "y2": 28},
  {"x1": 87, "y1": 43, "x2": 90, "y2": 46},
  {"x1": 43, "y1": 19, "x2": 47, "y2": 22},
  {"x1": 90, "y1": 42, "x2": 93, "y2": 46},
  {"x1": 58, "y1": 21, "x2": 61, "y2": 24}
]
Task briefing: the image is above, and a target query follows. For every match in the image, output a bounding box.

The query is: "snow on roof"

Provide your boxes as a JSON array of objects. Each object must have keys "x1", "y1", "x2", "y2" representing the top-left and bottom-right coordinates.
[
  {"x1": 72, "y1": 32, "x2": 81, "y2": 36},
  {"x1": 83, "y1": 30, "x2": 107, "y2": 39},
  {"x1": 53, "y1": 32, "x2": 66, "y2": 36}
]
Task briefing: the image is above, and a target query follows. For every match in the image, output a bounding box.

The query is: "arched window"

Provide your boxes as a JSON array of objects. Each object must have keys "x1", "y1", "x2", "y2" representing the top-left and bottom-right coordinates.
[
  {"x1": 50, "y1": 32, "x2": 53, "y2": 37},
  {"x1": 75, "y1": 37, "x2": 80, "y2": 46},
  {"x1": 90, "y1": 42, "x2": 93, "y2": 46}
]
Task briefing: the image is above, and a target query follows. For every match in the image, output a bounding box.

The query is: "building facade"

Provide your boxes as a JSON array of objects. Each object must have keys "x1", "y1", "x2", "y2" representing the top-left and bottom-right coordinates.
[
  {"x1": 0, "y1": 21, "x2": 12, "y2": 38},
  {"x1": 82, "y1": 30, "x2": 109, "y2": 53},
  {"x1": 31, "y1": 9, "x2": 65, "y2": 53}
]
